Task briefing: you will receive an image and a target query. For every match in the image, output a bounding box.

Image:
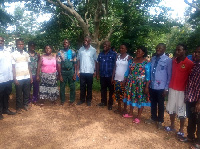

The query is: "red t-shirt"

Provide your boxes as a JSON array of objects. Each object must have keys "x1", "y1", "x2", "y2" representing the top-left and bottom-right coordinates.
[{"x1": 169, "y1": 57, "x2": 194, "y2": 91}]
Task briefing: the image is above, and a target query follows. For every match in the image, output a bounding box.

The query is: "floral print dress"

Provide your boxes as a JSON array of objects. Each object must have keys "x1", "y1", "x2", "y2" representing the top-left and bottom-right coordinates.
[{"x1": 123, "y1": 60, "x2": 151, "y2": 108}]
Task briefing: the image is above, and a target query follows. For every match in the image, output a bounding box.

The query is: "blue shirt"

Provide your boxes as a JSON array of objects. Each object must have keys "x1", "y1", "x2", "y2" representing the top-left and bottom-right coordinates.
[
  {"x1": 150, "y1": 53, "x2": 172, "y2": 90},
  {"x1": 97, "y1": 50, "x2": 116, "y2": 77}
]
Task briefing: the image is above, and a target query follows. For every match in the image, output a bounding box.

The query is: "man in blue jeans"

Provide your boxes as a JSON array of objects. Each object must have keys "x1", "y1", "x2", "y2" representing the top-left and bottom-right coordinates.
[{"x1": 145, "y1": 43, "x2": 172, "y2": 129}]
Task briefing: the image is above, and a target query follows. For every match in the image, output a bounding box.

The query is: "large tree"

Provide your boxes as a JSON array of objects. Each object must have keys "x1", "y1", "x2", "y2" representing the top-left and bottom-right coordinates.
[{"x1": 18, "y1": 0, "x2": 170, "y2": 52}]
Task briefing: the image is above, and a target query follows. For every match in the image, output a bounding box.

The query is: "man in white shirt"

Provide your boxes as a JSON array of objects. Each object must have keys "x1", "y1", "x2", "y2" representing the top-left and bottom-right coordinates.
[
  {"x1": 0, "y1": 36, "x2": 16, "y2": 120},
  {"x1": 77, "y1": 36, "x2": 97, "y2": 106}
]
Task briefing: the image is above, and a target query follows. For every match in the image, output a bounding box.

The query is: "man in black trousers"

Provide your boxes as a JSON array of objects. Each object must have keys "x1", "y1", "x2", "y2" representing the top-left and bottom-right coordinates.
[
  {"x1": 0, "y1": 36, "x2": 16, "y2": 120},
  {"x1": 97, "y1": 41, "x2": 116, "y2": 110}
]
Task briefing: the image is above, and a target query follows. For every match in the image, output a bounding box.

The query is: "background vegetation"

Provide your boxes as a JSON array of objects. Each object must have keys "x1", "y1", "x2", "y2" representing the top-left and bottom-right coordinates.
[{"x1": 0, "y1": 0, "x2": 200, "y2": 56}]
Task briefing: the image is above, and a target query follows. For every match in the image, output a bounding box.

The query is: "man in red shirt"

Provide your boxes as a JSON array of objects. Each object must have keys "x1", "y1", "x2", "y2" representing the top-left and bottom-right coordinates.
[{"x1": 165, "y1": 44, "x2": 194, "y2": 138}]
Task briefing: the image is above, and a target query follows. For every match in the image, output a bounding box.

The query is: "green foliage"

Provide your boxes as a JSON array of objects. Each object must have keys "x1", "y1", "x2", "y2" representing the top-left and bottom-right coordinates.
[{"x1": 1, "y1": 0, "x2": 192, "y2": 56}]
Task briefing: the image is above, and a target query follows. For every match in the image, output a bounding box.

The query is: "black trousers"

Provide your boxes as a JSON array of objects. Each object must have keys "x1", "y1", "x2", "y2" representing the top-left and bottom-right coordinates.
[
  {"x1": 186, "y1": 101, "x2": 200, "y2": 143},
  {"x1": 0, "y1": 81, "x2": 12, "y2": 114},
  {"x1": 100, "y1": 76, "x2": 114, "y2": 107},
  {"x1": 80, "y1": 73, "x2": 93, "y2": 103},
  {"x1": 15, "y1": 79, "x2": 30, "y2": 110},
  {"x1": 149, "y1": 88, "x2": 165, "y2": 123}
]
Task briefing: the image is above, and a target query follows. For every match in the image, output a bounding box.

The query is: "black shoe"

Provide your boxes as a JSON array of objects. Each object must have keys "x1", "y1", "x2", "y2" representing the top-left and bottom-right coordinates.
[
  {"x1": 97, "y1": 103, "x2": 105, "y2": 107},
  {"x1": 87, "y1": 102, "x2": 91, "y2": 106},
  {"x1": 3, "y1": 109, "x2": 16, "y2": 115},
  {"x1": 77, "y1": 101, "x2": 84, "y2": 105},
  {"x1": 108, "y1": 106, "x2": 112, "y2": 110},
  {"x1": 0, "y1": 114, "x2": 3, "y2": 120}
]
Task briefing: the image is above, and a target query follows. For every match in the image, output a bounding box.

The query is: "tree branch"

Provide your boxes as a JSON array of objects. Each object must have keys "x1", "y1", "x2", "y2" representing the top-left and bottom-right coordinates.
[
  {"x1": 47, "y1": 0, "x2": 59, "y2": 6},
  {"x1": 48, "y1": 0, "x2": 90, "y2": 36},
  {"x1": 61, "y1": 12, "x2": 79, "y2": 27},
  {"x1": 67, "y1": 0, "x2": 74, "y2": 9}
]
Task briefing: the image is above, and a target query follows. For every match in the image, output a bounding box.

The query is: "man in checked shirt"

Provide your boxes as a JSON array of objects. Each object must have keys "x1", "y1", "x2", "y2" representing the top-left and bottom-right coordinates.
[
  {"x1": 97, "y1": 41, "x2": 117, "y2": 110},
  {"x1": 180, "y1": 46, "x2": 200, "y2": 149}
]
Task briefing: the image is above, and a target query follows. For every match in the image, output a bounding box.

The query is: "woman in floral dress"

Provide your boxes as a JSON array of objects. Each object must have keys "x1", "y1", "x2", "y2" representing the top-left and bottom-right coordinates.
[{"x1": 123, "y1": 46, "x2": 151, "y2": 123}]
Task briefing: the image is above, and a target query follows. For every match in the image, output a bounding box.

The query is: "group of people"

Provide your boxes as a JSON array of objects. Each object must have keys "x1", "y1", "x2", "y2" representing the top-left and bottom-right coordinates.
[{"x1": 0, "y1": 35, "x2": 200, "y2": 148}]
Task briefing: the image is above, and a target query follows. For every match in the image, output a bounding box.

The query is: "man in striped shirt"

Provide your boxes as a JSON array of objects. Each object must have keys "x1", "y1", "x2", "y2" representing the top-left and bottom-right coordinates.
[{"x1": 12, "y1": 39, "x2": 33, "y2": 113}]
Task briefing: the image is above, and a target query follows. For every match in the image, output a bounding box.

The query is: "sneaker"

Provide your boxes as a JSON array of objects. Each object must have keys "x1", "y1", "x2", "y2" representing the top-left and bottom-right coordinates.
[
  {"x1": 144, "y1": 118, "x2": 155, "y2": 124},
  {"x1": 177, "y1": 131, "x2": 184, "y2": 139},
  {"x1": 157, "y1": 122, "x2": 164, "y2": 129}
]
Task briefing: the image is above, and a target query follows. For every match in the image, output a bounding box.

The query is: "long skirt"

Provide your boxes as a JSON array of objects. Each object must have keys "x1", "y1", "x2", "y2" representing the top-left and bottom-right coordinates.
[{"x1": 39, "y1": 72, "x2": 59, "y2": 101}]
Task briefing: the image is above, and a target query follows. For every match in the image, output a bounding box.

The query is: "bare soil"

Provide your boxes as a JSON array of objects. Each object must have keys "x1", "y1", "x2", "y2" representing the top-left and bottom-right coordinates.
[{"x1": 0, "y1": 91, "x2": 190, "y2": 149}]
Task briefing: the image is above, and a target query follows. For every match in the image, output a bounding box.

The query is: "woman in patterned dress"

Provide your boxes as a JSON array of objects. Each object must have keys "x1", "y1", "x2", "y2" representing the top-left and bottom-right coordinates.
[
  {"x1": 123, "y1": 46, "x2": 151, "y2": 123},
  {"x1": 36, "y1": 45, "x2": 59, "y2": 104}
]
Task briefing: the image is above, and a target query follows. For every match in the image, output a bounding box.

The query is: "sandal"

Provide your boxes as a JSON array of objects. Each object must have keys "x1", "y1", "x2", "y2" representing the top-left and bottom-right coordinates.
[
  {"x1": 177, "y1": 131, "x2": 184, "y2": 138},
  {"x1": 123, "y1": 114, "x2": 133, "y2": 118},
  {"x1": 133, "y1": 118, "x2": 140, "y2": 124},
  {"x1": 191, "y1": 144, "x2": 200, "y2": 149},
  {"x1": 165, "y1": 126, "x2": 176, "y2": 132}
]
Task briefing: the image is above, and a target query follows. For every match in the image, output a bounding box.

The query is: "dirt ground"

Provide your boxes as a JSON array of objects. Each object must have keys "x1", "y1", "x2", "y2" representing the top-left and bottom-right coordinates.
[{"x1": 0, "y1": 91, "x2": 191, "y2": 149}]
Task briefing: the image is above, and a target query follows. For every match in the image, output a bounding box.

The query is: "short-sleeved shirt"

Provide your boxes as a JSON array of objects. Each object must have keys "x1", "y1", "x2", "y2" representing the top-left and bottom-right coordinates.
[
  {"x1": 77, "y1": 45, "x2": 97, "y2": 74},
  {"x1": 97, "y1": 50, "x2": 116, "y2": 77},
  {"x1": 0, "y1": 48, "x2": 13, "y2": 83},
  {"x1": 57, "y1": 49, "x2": 76, "y2": 62},
  {"x1": 11, "y1": 50, "x2": 30, "y2": 80},
  {"x1": 169, "y1": 57, "x2": 194, "y2": 91},
  {"x1": 150, "y1": 53, "x2": 172, "y2": 90},
  {"x1": 185, "y1": 62, "x2": 200, "y2": 102},
  {"x1": 57, "y1": 49, "x2": 76, "y2": 74}
]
